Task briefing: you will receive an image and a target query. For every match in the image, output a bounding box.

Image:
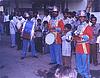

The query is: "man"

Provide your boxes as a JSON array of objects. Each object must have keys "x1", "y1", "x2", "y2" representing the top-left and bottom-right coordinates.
[
  {"x1": 16, "y1": 12, "x2": 25, "y2": 50},
  {"x1": 4, "y1": 11, "x2": 10, "y2": 35},
  {"x1": 21, "y1": 12, "x2": 37, "y2": 59},
  {"x1": 74, "y1": 10, "x2": 93, "y2": 78},
  {"x1": 42, "y1": 9, "x2": 51, "y2": 23},
  {"x1": 48, "y1": 6, "x2": 64, "y2": 66},
  {"x1": 90, "y1": 16, "x2": 100, "y2": 66}
]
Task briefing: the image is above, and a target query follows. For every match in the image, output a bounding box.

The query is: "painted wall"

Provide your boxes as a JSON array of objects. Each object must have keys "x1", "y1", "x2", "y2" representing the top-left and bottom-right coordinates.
[{"x1": 68, "y1": 0, "x2": 87, "y2": 11}]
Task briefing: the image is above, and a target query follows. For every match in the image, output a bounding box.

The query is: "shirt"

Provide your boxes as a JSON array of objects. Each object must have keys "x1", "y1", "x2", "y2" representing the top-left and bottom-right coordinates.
[
  {"x1": 4, "y1": 15, "x2": 9, "y2": 22},
  {"x1": 90, "y1": 23, "x2": 100, "y2": 44}
]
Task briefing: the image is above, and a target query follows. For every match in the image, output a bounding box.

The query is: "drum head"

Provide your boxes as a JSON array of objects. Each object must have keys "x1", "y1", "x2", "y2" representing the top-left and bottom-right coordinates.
[{"x1": 45, "y1": 33, "x2": 55, "y2": 45}]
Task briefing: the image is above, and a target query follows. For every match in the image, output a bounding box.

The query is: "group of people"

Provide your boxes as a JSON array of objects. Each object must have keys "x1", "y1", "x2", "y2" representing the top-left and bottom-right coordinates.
[{"x1": 0, "y1": 6, "x2": 100, "y2": 78}]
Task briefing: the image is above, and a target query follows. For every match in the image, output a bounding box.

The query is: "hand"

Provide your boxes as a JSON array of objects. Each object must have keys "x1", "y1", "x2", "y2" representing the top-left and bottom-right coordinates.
[
  {"x1": 82, "y1": 35, "x2": 89, "y2": 42},
  {"x1": 55, "y1": 28, "x2": 61, "y2": 32}
]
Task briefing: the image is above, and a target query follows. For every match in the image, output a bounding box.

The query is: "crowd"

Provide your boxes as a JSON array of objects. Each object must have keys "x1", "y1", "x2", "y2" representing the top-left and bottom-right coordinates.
[{"x1": 0, "y1": 6, "x2": 100, "y2": 78}]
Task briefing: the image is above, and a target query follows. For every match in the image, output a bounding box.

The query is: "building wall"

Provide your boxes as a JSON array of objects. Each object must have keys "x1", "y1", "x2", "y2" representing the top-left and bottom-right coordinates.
[
  {"x1": 3, "y1": 0, "x2": 88, "y2": 13},
  {"x1": 68, "y1": 0, "x2": 87, "y2": 11},
  {"x1": 18, "y1": 3, "x2": 32, "y2": 8}
]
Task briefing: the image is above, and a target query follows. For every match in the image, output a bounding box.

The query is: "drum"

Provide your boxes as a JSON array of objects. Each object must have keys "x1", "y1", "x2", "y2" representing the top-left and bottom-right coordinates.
[{"x1": 45, "y1": 33, "x2": 55, "y2": 45}]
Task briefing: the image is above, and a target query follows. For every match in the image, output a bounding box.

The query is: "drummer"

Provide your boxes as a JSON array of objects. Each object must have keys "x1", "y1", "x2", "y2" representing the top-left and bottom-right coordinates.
[
  {"x1": 48, "y1": 6, "x2": 64, "y2": 67},
  {"x1": 74, "y1": 10, "x2": 93, "y2": 78}
]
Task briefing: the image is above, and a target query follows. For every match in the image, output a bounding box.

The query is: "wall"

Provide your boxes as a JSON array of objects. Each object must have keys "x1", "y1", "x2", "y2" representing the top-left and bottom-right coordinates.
[
  {"x1": 68, "y1": 0, "x2": 87, "y2": 11},
  {"x1": 18, "y1": 3, "x2": 32, "y2": 8}
]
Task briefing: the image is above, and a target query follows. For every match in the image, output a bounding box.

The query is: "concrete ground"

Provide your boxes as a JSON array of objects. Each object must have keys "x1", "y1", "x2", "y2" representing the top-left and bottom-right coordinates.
[{"x1": 0, "y1": 35, "x2": 100, "y2": 78}]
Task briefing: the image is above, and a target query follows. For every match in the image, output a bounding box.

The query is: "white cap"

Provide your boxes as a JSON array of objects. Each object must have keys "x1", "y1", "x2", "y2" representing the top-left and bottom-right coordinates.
[
  {"x1": 79, "y1": 10, "x2": 86, "y2": 17},
  {"x1": 52, "y1": 6, "x2": 58, "y2": 12},
  {"x1": 24, "y1": 12, "x2": 29, "y2": 17}
]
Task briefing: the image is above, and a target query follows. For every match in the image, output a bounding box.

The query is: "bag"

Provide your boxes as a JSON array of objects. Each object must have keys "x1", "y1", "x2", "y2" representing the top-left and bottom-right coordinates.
[
  {"x1": 22, "y1": 31, "x2": 31, "y2": 40},
  {"x1": 22, "y1": 21, "x2": 33, "y2": 40}
]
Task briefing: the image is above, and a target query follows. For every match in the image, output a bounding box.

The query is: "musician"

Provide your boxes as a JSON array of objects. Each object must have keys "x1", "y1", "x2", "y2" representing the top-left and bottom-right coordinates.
[
  {"x1": 21, "y1": 12, "x2": 37, "y2": 59},
  {"x1": 48, "y1": 6, "x2": 64, "y2": 66},
  {"x1": 74, "y1": 10, "x2": 93, "y2": 78}
]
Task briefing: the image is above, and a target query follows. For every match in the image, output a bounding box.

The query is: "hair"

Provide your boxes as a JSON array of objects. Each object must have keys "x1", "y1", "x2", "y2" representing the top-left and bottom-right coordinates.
[
  {"x1": 55, "y1": 66, "x2": 77, "y2": 78},
  {"x1": 91, "y1": 16, "x2": 97, "y2": 21},
  {"x1": 37, "y1": 19, "x2": 41, "y2": 22},
  {"x1": 62, "y1": 8, "x2": 69, "y2": 14},
  {"x1": 65, "y1": 24, "x2": 72, "y2": 30},
  {"x1": 43, "y1": 21, "x2": 48, "y2": 24},
  {"x1": 9, "y1": 15, "x2": 13, "y2": 20},
  {"x1": 98, "y1": 29, "x2": 100, "y2": 34}
]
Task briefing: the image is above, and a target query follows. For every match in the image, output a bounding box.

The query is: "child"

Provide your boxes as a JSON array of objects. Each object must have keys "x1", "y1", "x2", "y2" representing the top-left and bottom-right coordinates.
[
  {"x1": 34, "y1": 19, "x2": 43, "y2": 54},
  {"x1": 96, "y1": 29, "x2": 100, "y2": 53},
  {"x1": 42, "y1": 21, "x2": 49, "y2": 54},
  {"x1": 61, "y1": 24, "x2": 72, "y2": 68}
]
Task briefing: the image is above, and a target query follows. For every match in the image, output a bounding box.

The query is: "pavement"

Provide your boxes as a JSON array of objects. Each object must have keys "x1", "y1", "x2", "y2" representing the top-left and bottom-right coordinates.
[{"x1": 0, "y1": 35, "x2": 100, "y2": 78}]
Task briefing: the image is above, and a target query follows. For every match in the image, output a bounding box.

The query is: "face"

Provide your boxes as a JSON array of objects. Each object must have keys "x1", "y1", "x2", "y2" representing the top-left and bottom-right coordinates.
[
  {"x1": 52, "y1": 11, "x2": 58, "y2": 17},
  {"x1": 64, "y1": 27, "x2": 69, "y2": 32},
  {"x1": 37, "y1": 20, "x2": 41, "y2": 25},
  {"x1": 79, "y1": 16, "x2": 86, "y2": 22},
  {"x1": 64, "y1": 13, "x2": 68, "y2": 19},
  {"x1": 91, "y1": 18, "x2": 97, "y2": 25},
  {"x1": 67, "y1": 13, "x2": 71, "y2": 18}
]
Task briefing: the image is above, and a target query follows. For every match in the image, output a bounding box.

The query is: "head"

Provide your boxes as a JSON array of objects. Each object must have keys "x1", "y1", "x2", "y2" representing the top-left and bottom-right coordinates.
[
  {"x1": 72, "y1": 11, "x2": 76, "y2": 18},
  {"x1": 17, "y1": 11, "x2": 22, "y2": 17},
  {"x1": 67, "y1": 12, "x2": 72, "y2": 18},
  {"x1": 33, "y1": 11, "x2": 38, "y2": 18},
  {"x1": 63, "y1": 10, "x2": 69, "y2": 19},
  {"x1": 23, "y1": 12, "x2": 30, "y2": 20},
  {"x1": 5, "y1": 11, "x2": 8, "y2": 15},
  {"x1": 43, "y1": 21, "x2": 48, "y2": 27},
  {"x1": 29, "y1": 11, "x2": 33, "y2": 18},
  {"x1": 44, "y1": 9, "x2": 49, "y2": 16},
  {"x1": 98, "y1": 29, "x2": 100, "y2": 35},
  {"x1": 37, "y1": 19, "x2": 42, "y2": 25},
  {"x1": 55, "y1": 66, "x2": 72, "y2": 78},
  {"x1": 51, "y1": 6, "x2": 59, "y2": 18},
  {"x1": 90, "y1": 14, "x2": 95, "y2": 18},
  {"x1": 90, "y1": 16, "x2": 97, "y2": 25},
  {"x1": 64, "y1": 24, "x2": 72, "y2": 32},
  {"x1": 9, "y1": 15, "x2": 13, "y2": 20},
  {"x1": 78, "y1": 10, "x2": 87, "y2": 23}
]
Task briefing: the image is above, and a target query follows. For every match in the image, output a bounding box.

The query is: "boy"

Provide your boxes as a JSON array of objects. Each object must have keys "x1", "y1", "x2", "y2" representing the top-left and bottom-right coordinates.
[
  {"x1": 42, "y1": 21, "x2": 49, "y2": 54},
  {"x1": 61, "y1": 24, "x2": 72, "y2": 68},
  {"x1": 34, "y1": 19, "x2": 43, "y2": 54}
]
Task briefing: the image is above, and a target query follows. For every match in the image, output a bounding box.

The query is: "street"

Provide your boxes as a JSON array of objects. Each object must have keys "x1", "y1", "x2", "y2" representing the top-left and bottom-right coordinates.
[{"x1": 0, "y1": 35, "x2": 100, "y2": 78}]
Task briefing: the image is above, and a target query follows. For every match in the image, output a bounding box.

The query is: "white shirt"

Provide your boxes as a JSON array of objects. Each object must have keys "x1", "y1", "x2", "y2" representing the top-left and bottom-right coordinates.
[
  {"x1": 10, "y1": 20, "x2": 16, "y2": 34},
  {"x1": 62, "y1": 31, "x2": 72, "y2": 56},
  {"x1": 42, "y1": 15, "x2": 51, "y2": 23},
  {"x1": 17, "y1": 17, "x2": 25, "y2": 29},
  {"x1": 4, "y1": 15, "x2": 9, "y2": 22}
]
